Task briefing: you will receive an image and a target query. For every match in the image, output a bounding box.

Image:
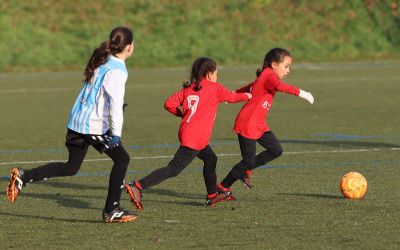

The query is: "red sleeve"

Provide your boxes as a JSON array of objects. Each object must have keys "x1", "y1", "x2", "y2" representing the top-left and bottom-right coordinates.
[
  {"x1": 266, "y1": 74, "x2": 300, "y2": 96},
  {"x1": 235, "y1": 82, "x2": 253, "y2": 93},
  {"x1": 216, "y1": 83, "x2": 249, "y2": 103},
  {"x1": 164, "y1": 89, "x2": 184, "y2": 117}
]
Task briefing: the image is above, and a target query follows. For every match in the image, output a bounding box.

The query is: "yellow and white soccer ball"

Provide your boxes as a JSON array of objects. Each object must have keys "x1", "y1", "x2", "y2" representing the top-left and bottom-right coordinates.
[{"x1": 339, "y1": 172, "x2": 368, "y2": 199}]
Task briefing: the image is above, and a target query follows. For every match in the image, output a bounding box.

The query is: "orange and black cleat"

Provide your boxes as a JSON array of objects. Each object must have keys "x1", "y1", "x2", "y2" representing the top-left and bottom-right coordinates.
[
  {"x1": 124, "y1": 181, "x2": 143, "y2": 210},
  {"x1": 205, "y1": 192, "x2": 229, "y2": 206},
  {"x1": 217, "y1": 182, "x2": 236, "y2": 201},
  {"x1": 102, "y1": 207, "x2": 138, "y2": 223},
  {"x1": 7, "y1": 168, "x2": 25, "y2": 203}
]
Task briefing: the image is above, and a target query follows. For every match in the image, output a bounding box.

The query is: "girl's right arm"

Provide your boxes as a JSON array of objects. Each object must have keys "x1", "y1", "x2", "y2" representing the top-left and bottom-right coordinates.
[
  {"x1": 164, "y1": 89, "x2": 184, "y2": 117},
  {"x1": 217, "y1": 83, "x2": 251, "y2": 103},
  {"x1": 235, "y1": 82, "x2": 253, "y2": 93},
  {"x1": 265, "y1": 74, "x2": 300, "y2": 96},
  {"x1": 267, "y1": 75, "x2": 314, "y2": 104}
]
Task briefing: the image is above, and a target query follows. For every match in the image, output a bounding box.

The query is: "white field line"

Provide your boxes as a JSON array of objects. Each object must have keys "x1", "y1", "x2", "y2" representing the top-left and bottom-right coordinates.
[{"x1": 1, "y1": 147, "x2": 399, "y2": 166}]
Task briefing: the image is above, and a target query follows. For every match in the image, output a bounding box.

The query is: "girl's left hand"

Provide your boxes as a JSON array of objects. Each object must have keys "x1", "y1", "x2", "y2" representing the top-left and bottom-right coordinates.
[
  {"x1": 107, "y1": 136, "x2": 121, "y2": 148},
  {"x1": 299, "y1": 90, "x2": 314, "y2": 104}
]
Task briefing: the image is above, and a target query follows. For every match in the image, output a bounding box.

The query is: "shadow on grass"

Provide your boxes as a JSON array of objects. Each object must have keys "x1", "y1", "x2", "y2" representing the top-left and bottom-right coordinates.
[
  {"x1": 0, "y1": 211, "x2": 102, "y2": 224},
  {"x1": 23, "y1": 189, "x2": 204, "y2": 208},
  {"x1": 30, "y1": 181, "x2": 205, "y2": 199},
  {"x1": 278, "y1": 193, "x2": 344, "y2": 199},
  {"x1": 144, "y1": 187, "x2": 203, "y2": 200},
  {"x1": 139, "y1": 188, "x2": 206, "y2": 207},
  {"x1": 18, "y1": 186, "x2": 205, "y2": 208},
  {"x1": 35, "y1": 180, "x2": 106, "y2": 190},
  {"x1": 144, "y1": 199, "x2": 204, "y2": 207},
  {"x1": 20, "y1": 192, "x2": 99, "y2": 210},
  {"x1": 177, "y1": 201, "x2": 204, "y2": 207},
  {"x1": 12, "y1": 181, "x2": 205, "y2": 207}
]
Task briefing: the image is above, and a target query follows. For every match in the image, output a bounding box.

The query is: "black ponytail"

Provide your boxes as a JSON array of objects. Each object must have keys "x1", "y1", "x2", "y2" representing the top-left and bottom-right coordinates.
[
  {"x1": 182, "y1": 57, "x2": 217, "y2": 91},
  {"x1": 256, "y1": 48, "x2": 291, "y2": 77}
]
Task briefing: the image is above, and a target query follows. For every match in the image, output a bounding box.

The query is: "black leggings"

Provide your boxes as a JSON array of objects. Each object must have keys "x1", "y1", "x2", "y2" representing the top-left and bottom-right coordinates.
[
  {"x1": 138, "y1": 145, "x2": 218, "y2": 195},
  {"x1": 221, "y1": 131, "x2": 283, "y2": 187},
  {"x1": 22, "y1": 130, "x2": 131, "y2": 212}
]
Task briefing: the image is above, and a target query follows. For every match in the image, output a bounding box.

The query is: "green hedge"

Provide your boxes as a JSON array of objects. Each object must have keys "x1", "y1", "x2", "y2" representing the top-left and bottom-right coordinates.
[{"x1": 0, "y1": 0, "x2": 399, "y2": 71}]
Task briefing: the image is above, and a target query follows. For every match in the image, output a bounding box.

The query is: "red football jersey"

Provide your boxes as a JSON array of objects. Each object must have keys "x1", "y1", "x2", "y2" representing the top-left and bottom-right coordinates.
[
  {"x1": 233, "y1": 67, "x2": 300, "y2": 139},
  {"x1": 165, "y1": 79, "x2": 249, "y2": 150}
]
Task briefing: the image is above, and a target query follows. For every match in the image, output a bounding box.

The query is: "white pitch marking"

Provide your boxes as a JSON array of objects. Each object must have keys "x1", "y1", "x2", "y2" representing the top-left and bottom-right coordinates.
[{"x1": 1, "y1": 147, "x2": 399, "y2": 166}]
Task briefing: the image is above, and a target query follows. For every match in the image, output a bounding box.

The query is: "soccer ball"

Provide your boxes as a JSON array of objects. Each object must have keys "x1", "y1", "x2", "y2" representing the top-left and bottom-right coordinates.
[{"x1": 339, "y1": 172, "x2": 368, "y2": 199}]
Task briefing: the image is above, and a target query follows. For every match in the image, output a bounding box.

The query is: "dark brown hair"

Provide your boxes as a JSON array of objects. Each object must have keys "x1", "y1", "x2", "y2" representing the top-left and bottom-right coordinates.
[
  {"x1": 83, "y1": 26, "x2": 133, "y2": 82},
  {"x1": 182, "y1": 57, "x2": 217, "y2": 91},
  {"x1": 256, "y1": 48, "x2": 291, "y2": 76}
]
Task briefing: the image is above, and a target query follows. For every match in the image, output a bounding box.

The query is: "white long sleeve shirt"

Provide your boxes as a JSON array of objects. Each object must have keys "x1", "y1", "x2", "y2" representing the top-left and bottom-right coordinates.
[{"x1": 67, "y1": 55, "x2": 128, "y2": 137}]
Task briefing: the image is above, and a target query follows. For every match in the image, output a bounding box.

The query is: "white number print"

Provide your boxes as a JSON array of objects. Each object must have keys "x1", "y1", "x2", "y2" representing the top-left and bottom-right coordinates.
[
  {"x1": 261, "y1": 100, "x2": 271, "y2": 110},
  {"x1": 186, "y1": 95, "x2": 200, "y2": 123}
]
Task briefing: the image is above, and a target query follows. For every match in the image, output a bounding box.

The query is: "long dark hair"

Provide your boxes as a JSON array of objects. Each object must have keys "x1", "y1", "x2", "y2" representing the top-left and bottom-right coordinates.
[
  {"x1": 256, "y1": 48, "x2": 291, "y2": 77},
  {"x1": 182, "y1": 57, "x2": 217, "y2": 91},
  {"x1": 83, "y1": 26, "x2": 134, "y2": 82}
]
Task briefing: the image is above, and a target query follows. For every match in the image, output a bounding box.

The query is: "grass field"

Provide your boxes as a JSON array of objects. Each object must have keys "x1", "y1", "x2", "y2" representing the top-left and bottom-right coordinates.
[{"x1": 0, "y1": 62, "x2": 399, "y2": 249}]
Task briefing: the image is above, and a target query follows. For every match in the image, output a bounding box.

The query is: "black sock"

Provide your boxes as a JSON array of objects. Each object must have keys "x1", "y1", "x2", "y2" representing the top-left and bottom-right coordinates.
[{"x1": 221, "y1": 172, "x2": 237, "y2": 188}]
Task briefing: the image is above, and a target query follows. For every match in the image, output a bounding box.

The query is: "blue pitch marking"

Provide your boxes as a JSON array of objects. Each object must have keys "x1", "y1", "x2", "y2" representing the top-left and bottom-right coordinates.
[
  {"x1": 1, "y1": 132, "x2": 399, "y2": 155},
  {"x1": 1, "y1": 159, "x2": 398, "y2": 181},
  {"x1": 311, "y1": 133, "x2": 388, "y2": 141}
]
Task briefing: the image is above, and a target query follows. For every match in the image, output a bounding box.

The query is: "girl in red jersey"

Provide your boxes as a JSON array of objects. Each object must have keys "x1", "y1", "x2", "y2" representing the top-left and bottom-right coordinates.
[
  {"x1": 218, "y1": 48, "x2": 314, "y2": 194},
  {"x1": 124, "y1": 57, "x2": 252, "y2": 208}
]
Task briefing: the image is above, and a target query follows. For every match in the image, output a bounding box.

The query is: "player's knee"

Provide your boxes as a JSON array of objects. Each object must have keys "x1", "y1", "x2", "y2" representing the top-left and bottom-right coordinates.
[
  {"x1": 169, "y1": 162, "x2": 185, "y2": 177},
  {"x1": 243, "y1": 158, "x2": 256, "y2": 168},
  {"x1": 204, "y1": 154, "x2": 217, "y2": 167},
  {"x1": 65, "y1": 166, "x2": 80, "y2": 176},
  {"x1": 113, "y1": 151, "x2": 130, "y2": 168},
  {"x1": 273, "y1": 146, "x2": 283, "y2": 157},
  {"x1": 120, "y1": 152, "x2": 131, "y2": 167},
  {"x1": 170, "y1": 166, "x2": 183, "y2": 177}
]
